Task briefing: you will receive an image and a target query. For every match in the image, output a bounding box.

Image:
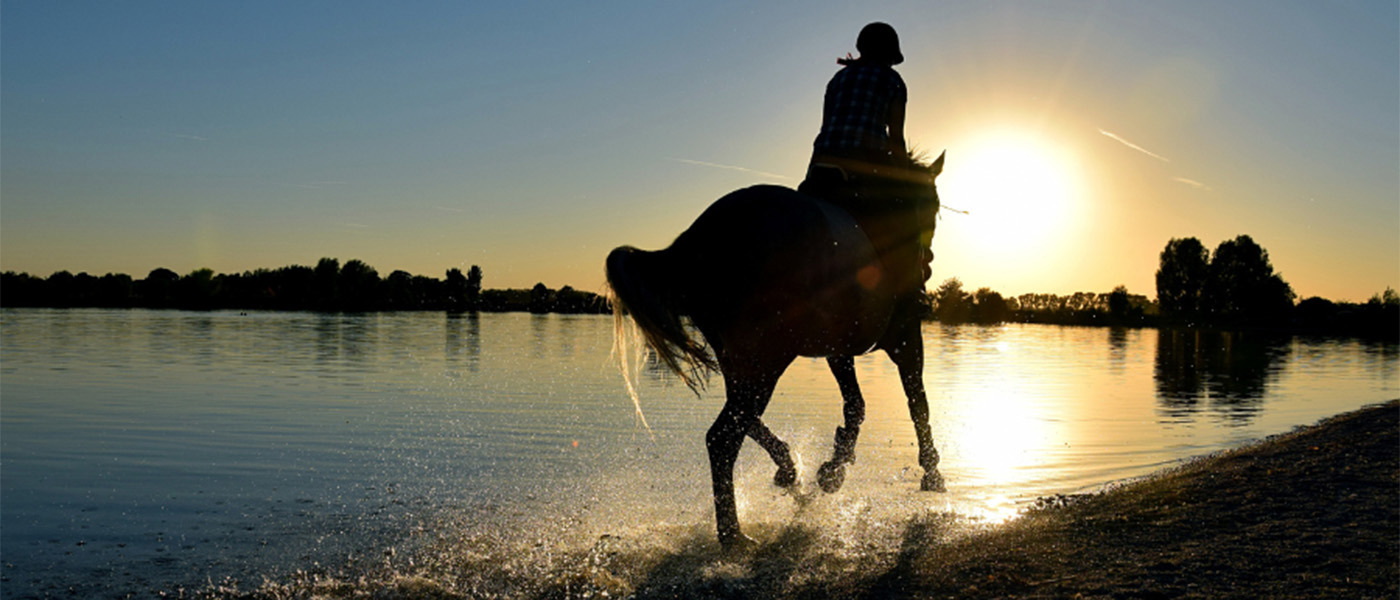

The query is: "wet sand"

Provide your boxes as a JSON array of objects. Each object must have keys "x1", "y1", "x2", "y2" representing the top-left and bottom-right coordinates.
[
  {"x1": 856, "y1": 398, "x2": 1400, "y2": 600},
  {"x1": 203, "y1": 400, "x2": 1398, "y2": 599}
]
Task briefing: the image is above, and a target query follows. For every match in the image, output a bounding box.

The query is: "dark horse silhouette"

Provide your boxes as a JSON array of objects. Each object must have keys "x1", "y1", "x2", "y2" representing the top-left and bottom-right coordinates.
[{"x1": 606, "y1": 152, "x2": 946, "y2": 549}]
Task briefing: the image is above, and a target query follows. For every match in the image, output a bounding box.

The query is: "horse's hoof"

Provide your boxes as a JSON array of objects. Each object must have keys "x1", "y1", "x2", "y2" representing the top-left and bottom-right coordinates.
[
  {"x1": 817, "y1": 461, "x2": 846, "y2": 493},
  {"x1": 920, "y1": 470, "x2": 946, "y2": 492},
  {"x1": 774, "y1": 465, "x2": 798, "y2": 489}
]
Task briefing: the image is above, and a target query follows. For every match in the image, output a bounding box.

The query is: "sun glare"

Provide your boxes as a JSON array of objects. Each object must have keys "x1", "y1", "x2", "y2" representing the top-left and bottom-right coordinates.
[{"x1": 937, "y1": 130, "x2": 1084, "y2": 271}]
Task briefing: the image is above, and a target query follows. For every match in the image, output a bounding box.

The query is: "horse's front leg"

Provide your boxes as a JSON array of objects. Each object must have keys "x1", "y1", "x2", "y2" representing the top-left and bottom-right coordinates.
[
  {"x1": 818, "y1": 355, "x2": 865, "y2": 493},
  {"x1": 747, "y1": 419, "x2": 797, "y2": 488},
  {"x1": 886, "y1": 326, "x2": 945, "y2": 492}
]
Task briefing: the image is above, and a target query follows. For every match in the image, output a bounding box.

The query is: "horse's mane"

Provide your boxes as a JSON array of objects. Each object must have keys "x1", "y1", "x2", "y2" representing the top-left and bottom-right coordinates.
[{"x1": 905, "y1": 147, "x2": 940, "y2": 171}]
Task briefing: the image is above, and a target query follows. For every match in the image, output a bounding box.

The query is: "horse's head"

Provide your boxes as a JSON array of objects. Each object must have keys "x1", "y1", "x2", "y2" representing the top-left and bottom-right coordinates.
[
  {"x1": 906, "y1": 150, "x2": 945, "y2": 278},
  {"x1": 898, "y1": 149, "x2": 944, "y2": 234}
]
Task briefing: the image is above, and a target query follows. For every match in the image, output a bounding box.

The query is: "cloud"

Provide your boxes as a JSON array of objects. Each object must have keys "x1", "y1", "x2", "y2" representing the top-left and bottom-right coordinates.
[
  {"x1": 669, "y1": 157, "x2": 790, "y2": 181},
  {"x1": 1098, "y1": 129, "x2": 1170, "y2": 162},
  {"x1": 1173, "y1": 177, "x2": 1212, "y2": 191}
]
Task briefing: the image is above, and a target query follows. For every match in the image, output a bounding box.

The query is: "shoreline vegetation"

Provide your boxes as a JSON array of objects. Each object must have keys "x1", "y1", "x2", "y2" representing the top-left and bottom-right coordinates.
[
  {"x1": 3, "y1": 246, "x2": 1396, "y2": 340},
  {"x1": 198, "y1": 400, "x2": 1398, "y2": 599},
  {"x1": 1, "y1": 235, "x2": 1395, "y2": 337}
]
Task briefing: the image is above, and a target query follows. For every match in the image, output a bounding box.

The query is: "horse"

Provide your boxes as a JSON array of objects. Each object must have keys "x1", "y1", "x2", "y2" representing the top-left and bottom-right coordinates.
[{"x1": 605, "y1": 152, "x2": 946, "y2": 549}]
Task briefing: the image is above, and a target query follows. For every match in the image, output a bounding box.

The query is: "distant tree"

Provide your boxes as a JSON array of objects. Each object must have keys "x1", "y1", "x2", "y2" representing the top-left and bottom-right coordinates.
[
  {"x1": 45, "y1": 271, "x2": 76, "y2": 307},
  {"x1": 552, "y1": 285, "x2": 607, "y2": 314},
  {"x1": 1108, "y1": 285, "x2": 1131, "y2": 319},
  {"x1": 137, "y1": 268, "x2": 180, "y2": 307},
  {"x1": 1156, "y1": 237, "x2": 1210, "y2": 320},
  {"x1": 1362, "y1": 287, "x2": 1400, "y2": 338},
  {"x1": 339, "y1": 259, "x2": 380, "y2": 311},
  {"x1": 96, "y1": 273, "x2": 134, "y2": 307},
  {"x1": 1065, "y1": 291, "x2": 1102, "y2": 313},
  {"x1": 384, "y1": 270, "x2": 418, "y2": 309},
  {"x1": 529, "y1": 282, "x2": 553, "y2": 314},
  {"x1": 466, "y1": 265, "x2": 483, "y2": 308},
  {"x1": 444, "y1": 268, "x2": 470, "y2": 311},
  {"x1": 1294, "y1": 296, "x2": 1338, "y2": 330},
  {"x1": 1204, "y1": 235, "x2": 1294, "y2": 323},
  {"x1": 972, "y1": 287, "x2": 1010, "y2": 323},
  {"x1": 933, "y1": 278, "x2": 971, "y2": 323},
  {"x1": 178, "y1": 268, "x2": 219, "y2": 309},
  {"x1": 273, "y1": 265, "x2": 315, "y2": 310},
  {"x1": 0, "y1": 272, "x2": 45, "y2": 306},
  {"x1": 72, "y1": 272, "x2": 100, "y2": 305},
  {"x1": 413, "y1": 275, "x2": 445, "y2": 309},
  {"x1": 1370, "y1": 287, "x2": 1399, "y2": 307},
  {"x1": 313, "y1": 258, "x2": 340, "y2": 310}
]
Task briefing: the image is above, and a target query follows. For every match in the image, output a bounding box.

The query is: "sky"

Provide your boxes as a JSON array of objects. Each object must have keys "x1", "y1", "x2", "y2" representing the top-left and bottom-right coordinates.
[{"x1": 2, "y1": 1, "x2": 1396, "y2": 302}]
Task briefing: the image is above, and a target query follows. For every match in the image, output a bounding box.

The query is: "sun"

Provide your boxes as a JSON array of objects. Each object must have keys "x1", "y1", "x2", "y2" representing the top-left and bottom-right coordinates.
[{"x1": 936, "y1": 130, "x2": 1084, "y2": 269}]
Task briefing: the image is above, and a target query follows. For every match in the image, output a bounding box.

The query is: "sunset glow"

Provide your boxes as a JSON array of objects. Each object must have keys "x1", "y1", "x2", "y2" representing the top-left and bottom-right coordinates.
[{"x1": 938, "y1": 130, "x2": 1086, "y2": 269}]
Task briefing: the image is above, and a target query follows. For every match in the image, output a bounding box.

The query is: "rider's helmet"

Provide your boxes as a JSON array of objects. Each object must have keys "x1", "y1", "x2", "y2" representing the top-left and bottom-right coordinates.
[{"x1": 856, "y1": 22, "x2": 903, "y2": 66}]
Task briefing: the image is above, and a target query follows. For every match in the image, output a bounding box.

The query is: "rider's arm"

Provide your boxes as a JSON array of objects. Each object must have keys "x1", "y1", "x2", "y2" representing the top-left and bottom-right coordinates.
[{"x1": 886, "y1": 97, "x2": 907, "y2": 159}]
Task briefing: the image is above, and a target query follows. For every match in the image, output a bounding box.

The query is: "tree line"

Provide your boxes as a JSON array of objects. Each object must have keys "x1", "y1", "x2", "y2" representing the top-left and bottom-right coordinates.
[
  {"x1": 926, "y1": 234, "x2": 1397, "y2": 339},
  {"x1": 0, "y1": 258, "x2": 608, "y2": 314},
  {"x1": 927, "y1": 279, "x2": 1157, "y2": 326},
  {"x1": 3, "y1": 235, "x2": 1396, "y2": 338}
]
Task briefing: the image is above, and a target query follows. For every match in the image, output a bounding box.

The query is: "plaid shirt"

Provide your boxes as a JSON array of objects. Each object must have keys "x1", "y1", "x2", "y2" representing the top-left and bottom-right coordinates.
[{"x1": 813, "y1": 61, "x2": 906, "y2": 158}]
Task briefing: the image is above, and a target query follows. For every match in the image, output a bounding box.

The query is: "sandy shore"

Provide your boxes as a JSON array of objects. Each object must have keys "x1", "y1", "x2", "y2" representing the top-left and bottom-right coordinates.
[
  {"x1": 850, "y1": 399, "x2": 1400, "y2": 600},
  {"x1": 204, "y1": 400, "x2": 1398, "y2": 599}
]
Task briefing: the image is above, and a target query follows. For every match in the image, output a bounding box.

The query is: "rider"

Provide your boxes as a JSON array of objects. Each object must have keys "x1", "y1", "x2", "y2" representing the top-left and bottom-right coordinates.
[
  {"x1": 799, "y1": 22, "x2": 933, "y2": 297},
  {"x1": 806, "y1": 22, "x2": 907, "y2": 177}
]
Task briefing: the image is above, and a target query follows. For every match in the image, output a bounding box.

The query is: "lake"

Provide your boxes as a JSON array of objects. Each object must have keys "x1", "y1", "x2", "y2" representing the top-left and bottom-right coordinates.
[{"x1": 1, "y1": 309, "x2": 1395, "y2": 597}]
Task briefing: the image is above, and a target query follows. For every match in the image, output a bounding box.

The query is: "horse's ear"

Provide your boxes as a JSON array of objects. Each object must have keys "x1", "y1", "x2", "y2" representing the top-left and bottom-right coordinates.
[{"x1": 930, "y1": 150, "x2": 946, "y2": 177}]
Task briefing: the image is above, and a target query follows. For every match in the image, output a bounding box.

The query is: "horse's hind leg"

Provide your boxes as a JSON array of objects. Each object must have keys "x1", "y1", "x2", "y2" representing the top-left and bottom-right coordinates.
[
  {"x1": 747, "y1": 420, "x2": 797, "y2": 488},
  {"x1": 818, "y1": 355, "x2": 865, "y2": 493},
  {"x1": 887, "y1": 328, "x2": 945, "y2": 492},
  {"x1": 708, "y1": 356, "x2": 790, "y2": 549}
]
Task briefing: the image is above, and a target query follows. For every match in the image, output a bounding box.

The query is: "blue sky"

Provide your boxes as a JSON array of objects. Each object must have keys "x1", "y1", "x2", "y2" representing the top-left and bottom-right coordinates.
[{"x1": 3, "y1": 1, "x2": 1396, "y2": 301}]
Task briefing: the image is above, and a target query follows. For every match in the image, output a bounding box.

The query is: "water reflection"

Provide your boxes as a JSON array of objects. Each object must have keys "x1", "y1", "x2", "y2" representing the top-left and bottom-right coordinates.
[
  {"x1": 1368, "y1": 340, "x2": 1398, "y2": 384},
  {"x1": 314, "y1": 314, "x2": 340, "y2": 363},
  {"x1": 310, "y1": 314, "x2": 376, "y2": 368},
  {"x1": 1107, "y1": 327, "x2": 1129, "y2": 373},
  {"x1": 557, "y1": 315, "x2": 577, "y2": 358},
  {"x1": 341, "y1": 315, "x2": 372, "y2": 362},
  {"x1": 1154, "y1": 329, "x2": 1291, "y2": 423},
  {"x1": 445, "y1": 313, "x2": 481, "y2": 372},
  {"x1": 185, "y1": 315, "x2": 217, "y2": 366},
  {"x1": 530, "y1": 313, "x2": 550, "y2": 359}
]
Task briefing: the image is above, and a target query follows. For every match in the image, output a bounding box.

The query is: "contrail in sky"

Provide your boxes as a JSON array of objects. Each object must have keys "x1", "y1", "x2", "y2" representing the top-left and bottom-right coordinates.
[
  {"x1": 284, "y1": 180, "x2": 352, "y2": 190},
  {"x1": 669, "y1": 158, "x2": 790, "y2": 181},
  {"x1": 1173, "y1": 177, "x2": 1212, "y2": 191},
  {"x1": 1098, "y1": 129, "x2": 1169, "y2": 162}
]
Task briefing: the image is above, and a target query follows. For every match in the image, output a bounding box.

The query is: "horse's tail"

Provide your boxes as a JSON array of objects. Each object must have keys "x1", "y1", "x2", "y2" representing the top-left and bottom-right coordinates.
[{"x1": 606, "y1": 245, "x2": 717, "y2": 400}]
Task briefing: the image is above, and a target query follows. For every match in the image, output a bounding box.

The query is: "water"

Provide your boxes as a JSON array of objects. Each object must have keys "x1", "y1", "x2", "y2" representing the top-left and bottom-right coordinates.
[{"x1": 0, "y1": 309, "x2": 1395, "y2": 597}]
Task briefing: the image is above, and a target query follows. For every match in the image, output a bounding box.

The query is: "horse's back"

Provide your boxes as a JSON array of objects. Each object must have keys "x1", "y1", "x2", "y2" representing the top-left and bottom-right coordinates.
[{"x1": 670, "y1": 185, "x2": 894, "y2": 357}]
